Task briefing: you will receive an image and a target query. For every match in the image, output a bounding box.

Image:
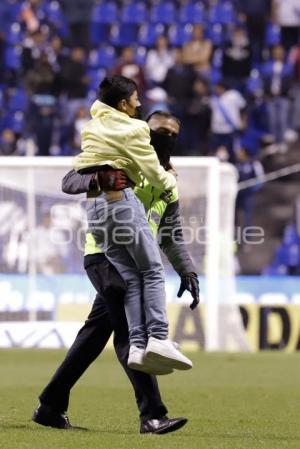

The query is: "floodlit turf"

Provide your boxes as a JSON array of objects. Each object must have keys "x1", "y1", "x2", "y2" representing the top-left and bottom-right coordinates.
[{"x1": 1, "y1": 350, "x2": 300, "y2": 449}]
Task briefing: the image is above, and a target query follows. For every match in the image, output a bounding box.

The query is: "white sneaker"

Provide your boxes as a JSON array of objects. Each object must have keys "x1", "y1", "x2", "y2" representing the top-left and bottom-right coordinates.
[
  {"x1": 128, "y1": 345, "x2": 173, "y2": 375},
  {"x1": 144, "y1": 337, "x2": 193, "y2": 371}
]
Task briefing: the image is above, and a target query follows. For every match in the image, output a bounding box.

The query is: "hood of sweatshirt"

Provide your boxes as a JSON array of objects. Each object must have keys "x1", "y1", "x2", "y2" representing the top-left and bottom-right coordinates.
[{"x1": 90, "y1": 100, "x2": 127, "y2": 120}]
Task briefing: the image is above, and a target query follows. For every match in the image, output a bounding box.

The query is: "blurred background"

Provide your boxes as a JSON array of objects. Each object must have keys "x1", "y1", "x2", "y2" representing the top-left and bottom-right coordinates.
[{"x1": 1, "y1": 0, "x2": 300, "y2": 351}]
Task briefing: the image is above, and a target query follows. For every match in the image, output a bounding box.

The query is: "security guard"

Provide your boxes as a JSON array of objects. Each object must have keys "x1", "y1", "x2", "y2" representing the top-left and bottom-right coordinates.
[{"x1": 33, "y1": 111, "x2": 199, "y2": 434}]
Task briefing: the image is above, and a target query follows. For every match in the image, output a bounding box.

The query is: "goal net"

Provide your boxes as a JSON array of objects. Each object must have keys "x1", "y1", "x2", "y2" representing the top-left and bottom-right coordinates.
[{"x1": 0, "y1": 156, "x2": 249, "y2": 351}]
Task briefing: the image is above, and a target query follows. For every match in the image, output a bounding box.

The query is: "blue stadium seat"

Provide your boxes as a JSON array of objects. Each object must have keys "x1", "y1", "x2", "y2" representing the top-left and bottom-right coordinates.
[
  {"x1": 150, "y1": 2, "x2": 176, "y2": 25},
  {"x1": 87, "y1": 89, "x2": 98, "y2": 105},
  {"x1": 43, "y1": 1, "x2": 69, "y2": 37},
  {"x1": 262, "y1": 264, "x2": 288, "y2": 276},
  {"x1": 121, "y1": 2, "x2": 147, "y2": 25},
  {"x1": 263, "y1": 225, "x2": 300, "y2": 274},
  {"x1": 211, "y1": 48, "x2": 222, "y2": 68},
  {"x1": 246, "y1": 69, "x2": 263, "y2": 95},
  {"x1": 0, "y1": 118, "x2": 5, "y2": 134},
  {"x1": 168, "y1": 24, "x2": 193, "y2": 46},
  {"x1": 265, "y1": 23, "x2": 281, "y2": 46},
  {"x1": 4, "y1": 45, "x2": 22, "y2": 70},
  {"x1": 43, "y1": 1, "x2": 64, "y2": 24},
  {"x1": 90, "y1": 23, "x2": 111, "y2": 45},
  {"x1": 137, "y1": 23, "x2": 165, "y2": 48},
  {"x1": 275, "y1": 243, "x2": 300, "y2": 268},
  {"x1": 207, "y1": 23, "x2": 224, "y2": 46},
  {"x1": 88, "y1": 68, "x2": 107, "y2": 91},
  {"x1": 110, "y1": 24, "x2": 138, "y2": 47},
  {"x1": 282, "y1": 224, "x2": 300, "y2": 246},
  {"x1": 8, "y1": 88, "x2": 28, "y2": 112},
  {"x1": 209, "y1": 1, "x2": 236, "y2": 26},
  {"x1": 2, "y1": 111, "x2": 25, "y2": 134},
  {"x1": 6, "y1": 22, "x2": 23, "y2": 45},
  {"x1": 240, "y1": 129, "x2": 262, "y2": 157},
  {"x1": 92, "y1": 2, "x2": 118, "y2": 24},
  {"x1": 0, "y1": 1, "x2": 22, "y2": 31},
  {"x1": 0, "y1": 2, "x2": 6, "y2": 21},
  {"x1": 179, "y1": 2, "x2": 206, "y2": 25},
  {"x1": 88, "y1": 46, "x2": 116, "y2": 70},
  {"x1": 210, "y1": 68, "x2": 222, "y2": 84},
  {"x1": 135, "y1": 46, "x2": 147, "y2": 66}
]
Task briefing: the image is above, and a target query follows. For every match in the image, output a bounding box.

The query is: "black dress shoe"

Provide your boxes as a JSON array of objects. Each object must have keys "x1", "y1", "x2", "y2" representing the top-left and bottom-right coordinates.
[
  {"x1": 140, "y1": 416, "x2": 187, "y2": 434},
  {"x1": 32, "y1": 404, "x2": 73, "y2": 429}
]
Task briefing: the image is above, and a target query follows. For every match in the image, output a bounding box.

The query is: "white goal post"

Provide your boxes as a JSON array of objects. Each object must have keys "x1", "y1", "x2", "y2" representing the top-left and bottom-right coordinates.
[{"x1": 0, "y1": 156, "x2": 249, "y2": 351}]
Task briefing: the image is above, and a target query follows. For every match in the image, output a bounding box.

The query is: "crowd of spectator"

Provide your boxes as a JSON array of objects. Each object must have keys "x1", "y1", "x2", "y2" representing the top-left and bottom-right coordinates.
[
  {"x1": 0, "y1": 0, "x2": 300, "y2": 167},
  {"x1": 1, "y1": 0, "x2": 300, "y2": 275}
]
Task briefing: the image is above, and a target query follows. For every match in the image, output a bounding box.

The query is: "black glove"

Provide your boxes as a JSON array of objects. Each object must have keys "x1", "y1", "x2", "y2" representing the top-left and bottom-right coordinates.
[{"x1": 177, "y1": 272, "x2": 200, "y2": 310}]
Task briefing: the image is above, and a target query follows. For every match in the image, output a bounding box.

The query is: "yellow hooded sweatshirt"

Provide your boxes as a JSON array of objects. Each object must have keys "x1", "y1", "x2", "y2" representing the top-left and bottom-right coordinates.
[{"x1": 74, "y1": 100, "x2": 176, "y2": 190}]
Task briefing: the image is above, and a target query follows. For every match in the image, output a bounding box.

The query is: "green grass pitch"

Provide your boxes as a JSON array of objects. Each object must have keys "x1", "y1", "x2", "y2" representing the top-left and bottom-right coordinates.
[{"x1": 1, "y1": 349, "x2": 300, "y2": 449}]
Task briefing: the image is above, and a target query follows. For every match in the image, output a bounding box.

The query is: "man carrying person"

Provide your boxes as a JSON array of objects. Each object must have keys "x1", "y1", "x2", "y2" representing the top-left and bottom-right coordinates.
[
  {"x1": 75, "y1": 75, "x2": 191, "y2": 371},
  {"x1": 32, "y1": 110, "x2": 199, "y2": 434}
]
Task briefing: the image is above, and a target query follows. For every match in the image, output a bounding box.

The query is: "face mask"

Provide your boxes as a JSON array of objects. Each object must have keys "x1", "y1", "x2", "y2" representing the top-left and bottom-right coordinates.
[{"x1": 150, "y1": 129, "x2": 177, "y2": 168}]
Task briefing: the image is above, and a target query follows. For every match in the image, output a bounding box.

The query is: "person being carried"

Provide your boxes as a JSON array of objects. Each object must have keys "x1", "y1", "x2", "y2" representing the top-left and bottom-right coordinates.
[{"x1": 74, "y1": 75, "x2": 192, "y2": 372}]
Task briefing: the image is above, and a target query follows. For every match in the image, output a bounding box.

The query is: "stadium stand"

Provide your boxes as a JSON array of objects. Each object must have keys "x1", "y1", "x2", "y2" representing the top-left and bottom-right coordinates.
[{"x1": 1, "y1": 0, "x2": 300, "y2": 275}]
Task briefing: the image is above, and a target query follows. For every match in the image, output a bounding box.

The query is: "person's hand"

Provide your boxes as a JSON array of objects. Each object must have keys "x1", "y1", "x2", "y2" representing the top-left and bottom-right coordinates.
[
  {"x1": 98, "y1": 169, "x2": 129, "y2": 191},
  {"x1": 177, "y1": 272, "x2": 200, "y2": 310}
]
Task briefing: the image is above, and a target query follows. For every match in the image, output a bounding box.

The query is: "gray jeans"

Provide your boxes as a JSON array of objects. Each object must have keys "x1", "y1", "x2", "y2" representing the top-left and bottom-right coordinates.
[
  {"x1": 266, "y1": 96, "x2": 291, "y2": 143},
  {"x1": 87, "y1": 188, "x2": 168, "y2": 348}
]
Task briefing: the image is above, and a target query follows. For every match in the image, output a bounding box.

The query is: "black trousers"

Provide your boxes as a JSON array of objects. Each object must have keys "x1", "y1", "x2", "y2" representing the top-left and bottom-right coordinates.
[
  {"x1": 246, "y1": 15, "x2": 266, "y2": 64},
  {"x1": 39, "y1": 256, "x2": 168, "y2": 421},
  {"x1": 281, "y1": 26, "x2": 300, "y2": 53}
]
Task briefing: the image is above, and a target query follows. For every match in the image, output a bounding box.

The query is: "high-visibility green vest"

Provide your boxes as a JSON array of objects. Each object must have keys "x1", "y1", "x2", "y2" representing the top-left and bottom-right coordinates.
[{"x1": 84, "y1": 182, "x2": 178, "y2": 256}]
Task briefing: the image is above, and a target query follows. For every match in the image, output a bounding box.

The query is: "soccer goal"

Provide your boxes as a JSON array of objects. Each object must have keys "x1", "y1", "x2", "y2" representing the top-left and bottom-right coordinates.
[{"x1": 0, "y1": 156, "x2": 248, "y2": 351}]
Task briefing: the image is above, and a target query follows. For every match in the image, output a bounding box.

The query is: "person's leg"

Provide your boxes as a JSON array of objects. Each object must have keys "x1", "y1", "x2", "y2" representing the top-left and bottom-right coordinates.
[
  {"x1": 292, "y1": 85, "x2": 300, "y2": 131},
  {"x1": 226, "y1": 133, "x2": 236, "y2": 164},
  {"x1": 35, "y1": 261, "x2": 169, "y2": 428},
  {"x1": 39, "y1": 293, "x2": 113, "y2": 412},
  {"x1": 210, "y1": 133, "x2": 234, "y2": 162},
  {"x1": 106, "y1": 231, "x2": 168, "y2": 345},
  {"x1": 266, "y1": 99, "x2": 279, "y2": 142},
  {"x1": 111, "y1": 192, "x2": 168, "y2": 343},
  {"x1": 242, "y1": 193, "x2": 255, "y2": 229},
  {"x1": 86, "y1": 260, "x2": 168, "y2": 421},
  {"x1": 88, "y1": 190, "x2": 192, "y2": 370},
  {"x1": 246, "y1": 15, "x2": 266, "y2": 64},
  {"x1": 36, "y1": 112, "x2": 54, "y2": 156},
  {"x1": 281, "y1": 26, "x2": 300, "y2": 53},
  {"x1": 277, "y1": 97, "x2": 291, "y2": 143},
  {"x1": 88, "y1": 190, "x2": 167, "y2": 347},
  {"x1": 210, "y1": 133, "x2": 222, "y2": 156},
  {"x1": 235, "y1": 192, "x2": 244, "y2": 229}
]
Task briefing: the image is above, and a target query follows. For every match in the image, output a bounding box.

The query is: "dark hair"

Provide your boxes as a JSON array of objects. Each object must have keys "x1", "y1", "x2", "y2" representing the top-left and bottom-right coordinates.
[
  {"x1": 216, "y1": 80, "x2": 230, "y2": 90},
  {"x1": 146, "y1": 110, "x2": 181, "y2": 126},
  {"x1": 98, "y1": 75, "x2": 138, "y2": 109}
]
